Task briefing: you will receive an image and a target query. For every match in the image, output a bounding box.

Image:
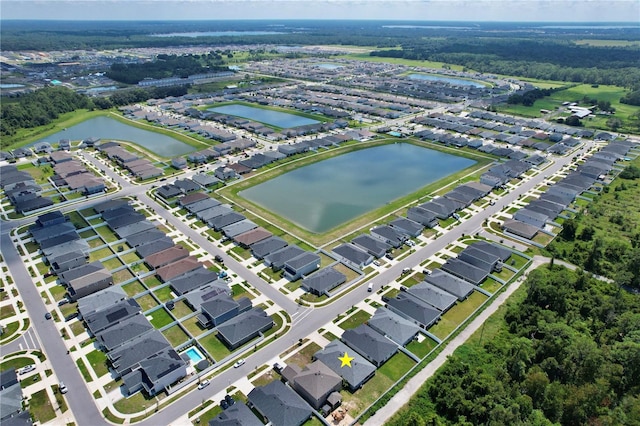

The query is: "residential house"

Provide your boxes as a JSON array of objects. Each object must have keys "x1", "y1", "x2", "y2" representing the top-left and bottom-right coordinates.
[
  {"x1": 83, "y1": 298, "x2": 142, "y2": 335},
  {"x1": 405, "y1": 282, "x2": 458, "y2": 312},
  {"x1": 250, "y1": 236, "x2": 288, "y2": 260},
  {"x1": 208, "y1": 403, "x2": 262, "y2": 426},
  {"x1": 301, "y1": 267, "x2": 347, "y2": 296},
  {"x1": 332, "y1": 244, "x2": 373, "y2": 269},
  {"x1": 441, "y1": 258, "x2": 489, "y2": 286},
  {"x1": 370, "y1": 225, "x2": 406, "y2": 248},
  {"x1": 121, "y1": 348, "x2": 187, "y2": 396},
  {"x1": 283, "y1": 252, "x2": 321, "y2": 281},
  {"x1": 264, "y1": 245, "x2": 306, "y2": 271},
  {"x1": 406, "y1": 207, "x2": 439, "y2": 228},
  {"x1": 502, "y1": 219, "x2": 539, "y2": 240},
  {"x1": 196, "y1": 293, "x2": 251, "y2": 328},
  {"x1": 351, "y1": 234, "x2": 391, "y2": 258},
  {"x1": 247, "y1": 380, "x2": 313, "y2": 426},
  {"x1": 216, "y1": 308, "x2": 273, "y2": 349},
  {"x1": 388, "y1": 217, "x2": 424, "y2": 238},
  {"x1": 341, "y1": 324, "x2": 398, "y2": 367},
  {"x1": 385, "y1": 292, "x2": 441, "y2": 329},
  {"x1": 285, "y1": 361, "x2": 342, "y2": 410},
  {"x1": 367, "y1": 307, "x2": 420, "y2": 346},
  {"x1": 313, "y1": 340, "x2": 376, "y2": 391}
]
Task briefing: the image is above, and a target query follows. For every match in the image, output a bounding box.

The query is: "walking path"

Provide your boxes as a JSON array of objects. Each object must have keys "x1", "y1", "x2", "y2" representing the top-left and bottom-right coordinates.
[{"x1": 364, "y1": 255, "x2": 550, "y2": 426}]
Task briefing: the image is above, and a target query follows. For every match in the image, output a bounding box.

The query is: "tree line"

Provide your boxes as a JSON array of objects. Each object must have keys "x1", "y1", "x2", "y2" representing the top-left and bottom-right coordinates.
[{"x1": 387, "y1": 265, "x2": 640, "y2": 426}]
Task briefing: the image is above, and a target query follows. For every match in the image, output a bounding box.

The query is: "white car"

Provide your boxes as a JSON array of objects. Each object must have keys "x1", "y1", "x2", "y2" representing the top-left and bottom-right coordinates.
[
  {"x1": 59, "y1": 382, "x2": 68, "y2": 394},
  {"x1": 373, "y1": 260, "x2": 381, "y2": 267},
  {"x1": 20, "y1": 365, "x2": 36, "y2": 375},
  {"x1": 197, "y1": 379, "x2": 210, "y2": 390},
  {"x1": 233, "y1": 359, "x2": 245, "y2": 368}
]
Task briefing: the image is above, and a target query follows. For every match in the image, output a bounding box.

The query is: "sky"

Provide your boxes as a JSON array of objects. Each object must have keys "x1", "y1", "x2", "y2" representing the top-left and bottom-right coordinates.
[{"x1": 1, "y1": 0, "x2": 639, "y2": 22}]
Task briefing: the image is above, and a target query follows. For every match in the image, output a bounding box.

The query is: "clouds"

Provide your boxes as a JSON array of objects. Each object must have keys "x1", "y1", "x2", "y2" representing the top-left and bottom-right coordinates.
[{"x1": 2, "y1": 0, "x2": 638, "y2": 21}]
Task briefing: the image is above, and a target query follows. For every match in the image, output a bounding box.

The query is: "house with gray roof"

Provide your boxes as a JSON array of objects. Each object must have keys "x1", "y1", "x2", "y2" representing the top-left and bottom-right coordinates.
[
  {"x1": 121, "y1": 347, "x2": 187, "y2": 396},
  {"x1": 301, "y1": 267, "x2": 346, "y2": 296},
  {"x1": 332, "y1": 243, "x2": 373, "y2": 269},
  {"x1": 156, "y1": 257, "x2": 201, "y2": 282},
  {"x1": 351, "y1": 234, "x2": 391, "y2": 258},
  {"x1": 192, "y1": 173, "x2": 221, "y2": 188},
  {"x1": 101, "y1": 205, "x2": 136, "y2": 221},
  {"x1": 406, "y1": 206, "x2": 439, "y2": 228},
  {"x1": 174, "y1": 178, "x2": 200, "y2": 194},
  {"x1": 108, "y1": 329, "x2": 172, "y2": 377},
  {"x1": 313, "y1": 340, "x2": 376, "y2": 391},
  {"x1": 83, "y1": 298, "x2": 142, "y2": 335},
  {"x1": 247, "y1": 380, "x2": 313, "y2": 426},
  {"x1": 136, "y1": 237, "x2": 175, "y2": 258},
  {"x1": 125, "y1": 228, "x2": 166, "y2": 247},
  {"x1": 441, "y1": 258, "x2": 489, "y2": 286},
  {"x1": 171, "y1": 270, "x2": 223, "y2": 296},
  {"x1": 106, "y1": 212, "x2": 146, "y2": 230},
  {"x1": 115, "y1": 221, "x2": 156, "y2": 239},
  {"x1": 36, "y1": 211, "x2": 66, "y2": 227},
  {"x1": 201, "y1": 207, "x2": 238, "y2": 225},
  {"x1": 179, "y1": 192, "x2": 209, "y2": 206},
  {"x1": 502, "y1": 219, "x2": 539, "y2": 240},
  {"x1": 264, "y1": 245, "x2": 306, "y2": 271},
  {"x1": 157, "y1": 184, "x2": 182, "y2": 199},
  {"x1": 418, "y1": 200, "x2": 454, "y2": 220},
  {"x1": 469, "y1": 241, "x2": 513, "y2": 263},
  {"x1": 405, "y1": 282, "x2": 458, "y2": 312},
  {"x1": 341, "y1": 324, "x2": 398, "y2": 367},
  {"x1": 96, "y1": 314, "x2": 154, "y2": 351},
  {"x1": 385, "y1": 292, "x2": 441, "y2": 329},
  {"x1": 50, "y1": 250, "x2": 89, "y2": 273},
  {"x1": 39, "y1": 232, "x2": 79, "y2": 251},
  {"x1": 283, "y1": 252, "x2": 321, "y2": 281},
  {"x1": 185, "y1": 198, "x2": 221, "y2": 214},
  {"x1": 208, "y1": 403, "x2": 262, "y2": 426},
  {"x1": 65, "y1": 264, "x2": 113, "y2": 301},
  {"x1": 458, "y1": 246, "x2": 502, "y2": 273},
  {"x1": 145, "y1": 245, "x2": 189, "y2": 269},
  {"x1": 370, "y1": 225, "x2": 406, "y2": 248},
  {"x1": 197, "y1": 293, "x2": 250, "y2": 328},
  {"x1": 43, "y1": 239, "x2": 89, "y2": 261},
  {"x1": 250, "y1": 236, "x2": 288, "y2": 260},
  {"x1": 286, "y1": 361, "x2": 342, "y2": 410},
  {"x1": 367, "y1": 307, "x2": 420, "y2": 346},
  {"x1": 389, "y1": 217, "x2": 424, "y2": 237},
  {"x1": 217, "y1": 308, "x2": 273, "y2": 349},
  {"x1": 30, "y1": 221, "x2": 76, "y2": 244},
  {"x1": 0, "y1": 368, "x2": 29, "y2": 424},
  {"x1": 514, "y1": 209, "x2": 548, "y2": 229},
  {"x1": 222, "y1": 219, "x2": 257, "y2": 238},
  {"x1": 77, "y1": 286, "x2": 127, "y2": 317}
]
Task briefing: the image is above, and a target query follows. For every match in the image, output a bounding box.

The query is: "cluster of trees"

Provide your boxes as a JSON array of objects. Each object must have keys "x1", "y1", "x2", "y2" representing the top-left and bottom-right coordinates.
[
  {"x1": 92, "y1": 85, "x2": 189, "y2": 110},
  {"x1": 620, "y1": 89, "x2": 640, "y2": 106},
  {"x1": 371, "y1": 38, "x2": 640, "y2": 90},
  {"x1": 549, "y1": 164, "x2": 640, "y2": 291},
  {"x1": 0, "y1": 86, "x2": 92, "y2": 139},
  {"x1": 388, "y1": 266, "x2": 640, "y2": 426},
  {"x1": 507, "y1": 88, "x2": 555, "y2": 106},
  {"x1": 106, "y1": 53, "x2": 229, "y2": 85}
]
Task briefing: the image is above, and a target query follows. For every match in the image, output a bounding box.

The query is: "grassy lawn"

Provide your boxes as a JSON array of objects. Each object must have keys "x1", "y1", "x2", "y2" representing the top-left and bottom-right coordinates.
[
  {"x1": 428, "y1": 291, "x2": 489, "y2": 340},
  {"x1": 480, "y1": 277, "x2": 503, "y2": 294},
  {"x1": 112, "y1": 268, "x2": 134, "y2": 285},
  {"x1": 148, "y1": 308, "x2": 174, "y2": 329},
  {"x1": 76, "y1": 358, "x2": 93, "y2": 382},
  {"x1": 143, "y1": 275, "x2": 163, "y2": 288},
  {"x1": 251, "y1": 368, "x2": 278, "y2": 387},
  {"x1": 230, "y1": 246, "x2": 252, "y2": 260},
  {"x1": 162, "y1": 325, "x2": 190, "y2": 347},
  {"x1": 103, "y1": 257, "x2": 124, "y2": 270},
  {"x1": 153, "y1": 286, "x2": 175, "y2": 303},
  {"x1": 284, "y1": 280, "x2": 302, "y2": 292},
  {"x1": 0, "y1": 356, "x2": 33, "y2": 371},
  {"x1": 333, "y1": 262, "x2": 360, "y2": 282},
  {"x1": 193, "y1": 404, "x2": 222, "y2": 425},
  {"x1": 283, "y1": 342, "x2": 322, "y2": 369},
  {"x1": 198, "y1": 333, "x2": 231, "y2": 361},
  {"x1": 113, "y1": 390, "x2": 157, "y2": 414},
  {"x1": 0, "y1": 304, "x2": 16, "y2": 320},
  {"x1": 122, "y1": 281, "x2": 146, "y2": 297},
  {"x1": 171, "y1": 300, "x2": 194, "y2": 319},
  {"x1": 29, "y1": 389, "x2": 57, "y2": 423},
  {"x1": 406, "y1": 335, "x2": 439, "y2": 359},
  {"x1": 67, "y1": 211, "x2": 88, "y2": 229},
  {"x1": 79, "y1": 229, "x2": 97, "y2": 239},
  {"x1": 378, "y1": 351, "x2": 416, "y2": 381},
  {"x1": 51, "y1": 285, "x2": 67, "y2": 301},
  {"x1": 492, "y1": 267, "x2": 515, "y2": 282},
  {"x1": 86, "y1": 350, "x2": 109, "y2": 378},
  {"x1": 88, "y1": 237, "x2": 106, "y2": 249},
  {"x1": 96, "y1": 225, "x2": 119, "y2": 243},
  {"x1": 120, "y1": 252, "x2": 141, "y2": 264},
  {"x1": 136, "y1": 294, "x2": 160, "y2": 311},
  {"x1": 231, "y1": 284, "x2": 253, "y2": 300},
  {"x1": 69, "y1": 321, "x2": 86, "y2": 337},
  {"x1": 338, "y1": 310, "x2": 372, "y2": 330},
  {"x1": 24, "y1": 241, "x2": 39, "y2": 254},
  {"x1": 506, "y1": 253, "x2": 530, "y2": 270},
  {"x1": 79, "y1": 207, "x2": 97, "y2": 217},
  {"x1": 89, "y1": 247, "x2": 114, "y2": 262},
  {"x1": 181, "y1": 316, "x2": 208, "y2": 337}
]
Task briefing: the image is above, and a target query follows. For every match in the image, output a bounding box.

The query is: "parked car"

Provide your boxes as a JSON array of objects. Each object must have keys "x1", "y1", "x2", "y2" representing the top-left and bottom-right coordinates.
[
  {"x1": 44, "y1": 312, "x2": 52, "y2": 320},
  {"x1": 215, "y1": 255, "x2": 224, "y2": 263},
  {"x1": 197, "y1": 379, "x2": 210, "y2": 390},
  {"x1": 367, "y1": 283, "x2": 374, "y2": 292},
  {"x1": 373, "y1": 260, "x2": 381, "y2": 267},
  {"x1": 57, "y1": 298, "x2": 69, "y2": 306},
  {"x1": 19, "y1": 365, "x2": 36, "y2": 375},
  {"x1": 58, "y1": 382, "x2": 68, "y2": 394},
  {"x1": 224, "y1": 395, "x2": 235, "y2": 406},
  {"x1": 385, "y1": 253, "x2": 394, "y2": 260},
  {"x1": 233, "y1": 359, "x2": 245, "y2": 368},
  {"x1": 220, "y1": 399, "x2": 229, "y2": 410}
]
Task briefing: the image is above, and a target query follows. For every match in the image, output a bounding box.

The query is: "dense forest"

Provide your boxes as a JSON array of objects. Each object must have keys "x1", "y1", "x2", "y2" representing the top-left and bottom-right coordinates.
[
  {"x1": 0, "y1": 86, "x2": 92, "y2": 139},
  {"x1": 106, "y1": 53, "x2": 229, "y2": 85},
  {"x1": 548, "y1": 164, "x2": 640, "y2": 291},
  {"x1": 387, "y1": 265, "x2": 640, "y2": 426},
  {"x1": 370, "y1": 38, "x2": 640, "y2": 90}
]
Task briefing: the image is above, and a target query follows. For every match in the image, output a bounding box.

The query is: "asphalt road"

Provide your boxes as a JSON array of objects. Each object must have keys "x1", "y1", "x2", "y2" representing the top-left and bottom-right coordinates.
[{"x1": 0, "y1": 136, "x2": 587, "y2": 425}]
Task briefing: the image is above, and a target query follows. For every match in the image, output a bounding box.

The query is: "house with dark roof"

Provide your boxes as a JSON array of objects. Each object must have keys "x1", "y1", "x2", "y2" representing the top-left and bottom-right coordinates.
[
  {"x1": 95, "y1": 315, "x2": 154, "y2": 351},
  {"x1": 458, "y1": 246, "x2": 503, "y2": 273},
  {"x1": 126, "y1": 228, "x2": 166, "y2": 248},
  {"x1": 301, "y1": 267, "x2": 346, "y2": 296},
  {"x1": 50, "y1": 250, "x2": 89, "y2": 273},
  {"x1": 469, "y1": 241, "x2": 513, "y2": 262},
  {"x1": 283, "y1": 252, "x2": 321, "y2": 281},
  {"x1": 502, "y1": 219, "x2": 539, "y2": 240},
  {"x1": 385, "y1": 292, "x2": 441, "y2": 329},
  {"x1": 93, "y1": 198, "x2": 129, "y2": 214},
  {"x1": 341, "y1": 324, "x2": 398, "y2": 367},
  {"x1": 285, "y1": 361, "x2": 342, "y2": 410},
  {"x1": 196, "y1": 293, "x2": 250, "y2": 328},
  {"x1": 108, "y1": 329, "x2": 172, "y2": 377},
  {"x1": 405, "y1": 282, "x2": 457, "y2": 312},
  {"x1": 370, "y1": 225, "x2": 406, "y2": 248},
  {"x1": 351, "y1": 234, "x2": 391, "y2": 258},
  {"x1": 250, "y1": 236, "x2": 288, "y2": 260},
  {"x1": 170, "y1": 270, "x2": 222, "y2": 296},
  {"x1": 66, "y1": 265, "x2": 113, "y2": 301},
  {"x1": 30, "y1": 221, "x2": 76, "y2": 244},
  {"x1": 418, "y1": 200, "x2": 455, "y2": 220},
  {"x1": 367, "y1": 307, "x2": 420, "y2": 346},
  {"x1": 185, "y1": 198, "x2": 221, "y2": 214},
  {"x1": 77, "y1": 286, "x2": 127, "y2": 317},
  {"x1": 202, "y1": 207, "x2": 239, "y2": 226},
  {"x1": 406, "y1": 206, "x2": 439, "y2": 228},
  {"x1": 105, "y1": 212, "x2": 146, "y2": 230},
  {"x1": 157, "y1": 184, "x2": 182, "y2": 199},
  {"x1": 332, "y1": 243, "x2": 373, "y2": 269},
  {"x1": 182, "y1": 279, "x2": 230, "y2": 310},
  {"x1": 192, "y1": 173, "x2": 220, "y2": 188},
  {"x1": 389, "y1": 217, "x2": 424, "y2": 237},
  {"x1": 247, "y1": 380, "x2": 313, "y2": 426},
  {"x1": 441, "y1": 258, "x2": 489, "y2": 286},
  {"x1": 174, "y1": 179, "x2": 200, "y2": 194},
  {"x1": 208, "y1": 403, "x2": 262, "y2": 426},
  {"x1": 264, "y1": 245, "x2": 306, "y2": 271},
  {"x1": 0, "y1": 368, "x2": 31, "y2": 425},
  {"x1": 514, "y1": 209, "x2": 548, "y2": 229},
  {"x1": 121, "y1": 347, "x2": 187, "y2": 396},
  {"x1": 313, "y1": 340, "x2": 376, "y2": 391},
  {"x1": 83, "y1": 299, "x2": 142, "y2": 335},
  {"x1": 217, "y1": 308, "x2": 273, "y2": 349},
  {"x1": 35, "y1": 211, "x2": 66, "y2": 228},
  {"x1": 136, "y1": 238, "x2": 175, "y2": 258}
]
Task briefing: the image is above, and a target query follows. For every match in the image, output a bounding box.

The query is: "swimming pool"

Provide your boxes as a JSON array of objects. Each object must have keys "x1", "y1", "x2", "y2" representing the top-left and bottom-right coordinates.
[{"x1": 184, "y1": 347, "x2": 205, "y2": 363}]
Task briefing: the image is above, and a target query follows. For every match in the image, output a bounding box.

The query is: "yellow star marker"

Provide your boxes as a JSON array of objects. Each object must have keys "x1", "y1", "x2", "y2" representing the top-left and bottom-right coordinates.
[{"x1": 338, "y1": 352, "x2": 354, "y2": 368}]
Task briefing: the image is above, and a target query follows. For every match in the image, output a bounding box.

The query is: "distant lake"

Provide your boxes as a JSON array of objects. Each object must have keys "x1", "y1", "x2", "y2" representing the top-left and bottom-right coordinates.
[
  {"x1": 208, "y1": 104, "x2": 320, "y2": 128},
  {"x1": 240, "y1": 143, "x2": 476, "y2": 233},
  {"x1": 317, "y1": 63, "x2": 343, "y2": 69},
  {"x1": 407, "y1": 73, "x2": 485, "y2": 88},
  {"x1": 35, "y1": 116, "x2": 196, "y2": 157},
  {"x1": 151, "y1": 31, "x2": 284, "y2": 37},
  {"x1": 0, "y1": 84, "x2": 25, "y2": 89}
]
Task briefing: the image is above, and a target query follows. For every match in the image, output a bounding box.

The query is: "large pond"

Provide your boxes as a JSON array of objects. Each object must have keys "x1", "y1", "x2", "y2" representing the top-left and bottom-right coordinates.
[
  {"x1": 151, "y1": 31, "x2": 284, "y2": 37},
  {"x1": 407, "y1": 73, "x2": 486, "y2": 88},
  {"x1": 239, "y1": 143, "x2": 476, "y2": 233},
  {"x1": 35, "y1": 116, "x2": 196, "y2": 157},
  {"x1": 208, "y1": 104, "x2": 320, "y2": 128}
]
